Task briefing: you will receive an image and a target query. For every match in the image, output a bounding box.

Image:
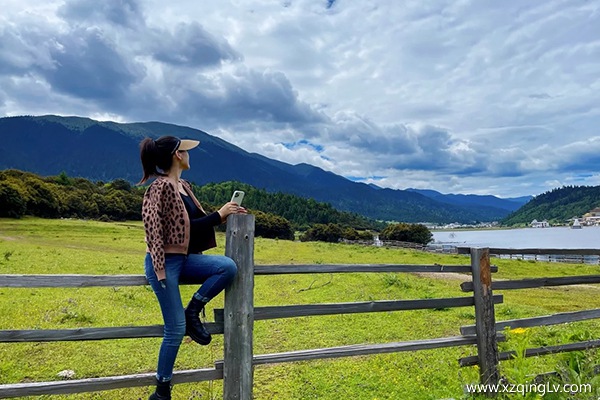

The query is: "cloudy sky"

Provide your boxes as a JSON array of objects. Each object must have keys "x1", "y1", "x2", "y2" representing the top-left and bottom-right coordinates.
[{"x1": 1, "y1": 0, "x2": 599, "y2": 198}]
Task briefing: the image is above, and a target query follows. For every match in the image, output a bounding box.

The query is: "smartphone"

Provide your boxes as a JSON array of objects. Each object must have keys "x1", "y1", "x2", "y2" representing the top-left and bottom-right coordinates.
[{"x1": 231, "y1": 190, "x2": 245, "y2": 206}]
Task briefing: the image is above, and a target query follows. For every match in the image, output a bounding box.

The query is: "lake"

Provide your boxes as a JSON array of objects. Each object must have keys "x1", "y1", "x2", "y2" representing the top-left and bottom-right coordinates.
[{"x1": 432, "y1": 226, "x2": 600, "y2": 249}]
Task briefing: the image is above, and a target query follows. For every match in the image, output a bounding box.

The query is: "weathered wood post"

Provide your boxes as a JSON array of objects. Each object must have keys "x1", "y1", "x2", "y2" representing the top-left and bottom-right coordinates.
[
  {"x1": 470, "y1": 247, "x2": 499, "y2": 394},
  {"x1": 223, "y1": 214, "x2": 255, "y2": 400}
]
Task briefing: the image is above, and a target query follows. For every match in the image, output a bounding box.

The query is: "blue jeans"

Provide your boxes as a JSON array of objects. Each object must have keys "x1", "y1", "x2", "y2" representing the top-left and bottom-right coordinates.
[{"x1": 144, "y1": 253, "x2": 237, "y2": 382}]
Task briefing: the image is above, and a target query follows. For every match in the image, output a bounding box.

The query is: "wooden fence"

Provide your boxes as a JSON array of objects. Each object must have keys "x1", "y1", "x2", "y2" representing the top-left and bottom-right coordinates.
[
  {"x1": 456, "y1": 247, "x2": 600, "y2": 373},
  {"x1": 0, "y1": 215, "x2": 599, "y2": 398}
]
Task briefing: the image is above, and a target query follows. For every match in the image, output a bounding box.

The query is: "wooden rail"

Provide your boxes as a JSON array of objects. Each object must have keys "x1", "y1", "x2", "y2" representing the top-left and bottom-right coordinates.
[
  {"x1": 254, "y1": 263, "x2": 498, "y2": 274},
  {"x1": 0, "y1": 324, "x2": 223, "y2": 343},
  {"x1": 0, "y1": 369, "x2": 222, "y2": 398},
  {"x1": 460, "y1": 308, "x2": 600, "y2": 336},
  {"x1": 215, "y1": 335, "x2": 493, "y2": 368},
  {"x1": 459, "y1": 339, "x2": 600, "y2": 367},
  {"x1": 0, "y1": 264, "x2": 498, "y2": 288},
  {"x1": 457, "y1": 247, "x2": 600, "y2": 256},
  {"x1": 0, "y1": 264, "x2": 496, "y2": 288},
  {"x1": 214, "y1": 296, "x2": 504, "y2": 322},
  {"x1": 460, "y1": 275, "x2": 600, "y2": 291},
  {"x1": 458, "y1": 247, "x2": 600, "y2": 265}
]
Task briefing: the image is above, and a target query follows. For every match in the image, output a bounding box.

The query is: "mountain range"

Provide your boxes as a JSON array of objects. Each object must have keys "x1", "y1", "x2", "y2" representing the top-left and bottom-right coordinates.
[{"x1": 0, "y1": 115, "x2": 531, "y2": 223}]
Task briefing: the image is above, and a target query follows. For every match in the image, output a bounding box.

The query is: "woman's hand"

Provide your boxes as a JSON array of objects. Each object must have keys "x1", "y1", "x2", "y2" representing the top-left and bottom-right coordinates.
[{"x1": 218, "y1": 201, "x2": 248, "y2": 220}]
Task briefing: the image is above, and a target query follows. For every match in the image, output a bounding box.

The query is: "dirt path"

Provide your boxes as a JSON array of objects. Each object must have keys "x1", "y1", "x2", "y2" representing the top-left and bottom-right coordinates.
[
  {"x1": 416, "y1": 271, "x2": 600, "y2": 291},
  {"x1": 414, "y1": 272, "x2": 473, "y2": 281},
  {"x1": 0, "y1": 235, "x2": 18, "y2": 241}
]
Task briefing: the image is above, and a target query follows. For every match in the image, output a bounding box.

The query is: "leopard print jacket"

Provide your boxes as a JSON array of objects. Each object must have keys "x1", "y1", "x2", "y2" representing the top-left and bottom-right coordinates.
[{"x1": 142, "y1": 176, "x2": 218, "y2": 280}]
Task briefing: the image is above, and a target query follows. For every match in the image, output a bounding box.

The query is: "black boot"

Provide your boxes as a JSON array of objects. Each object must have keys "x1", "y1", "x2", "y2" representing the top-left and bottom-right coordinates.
[
  {"x1": 185, "y1": 297, "x2": 212, "y2": 345},
  {"x1": 149, "y1": 378, "x2": 171, "y2": 400}
]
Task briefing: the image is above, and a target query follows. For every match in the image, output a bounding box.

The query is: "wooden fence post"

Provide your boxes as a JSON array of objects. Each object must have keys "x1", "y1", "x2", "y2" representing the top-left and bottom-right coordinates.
[
  {"x1": 223, "y1": 214, "x2": 255, "y2": 400},
  {"x1": 470, "y1": 247, "x2": 500, "y2": 394}
]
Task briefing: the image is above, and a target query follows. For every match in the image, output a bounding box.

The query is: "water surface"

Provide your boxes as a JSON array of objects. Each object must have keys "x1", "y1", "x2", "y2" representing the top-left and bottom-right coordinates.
[{"x1": 432, "y1": 226, "x2": 600, "y2": 249}]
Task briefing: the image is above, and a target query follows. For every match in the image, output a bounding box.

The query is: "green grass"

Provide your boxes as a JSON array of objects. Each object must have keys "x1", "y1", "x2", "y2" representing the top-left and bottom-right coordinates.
[{"x1": 1, "y1": 217, "x2": 600, "y2": 399}]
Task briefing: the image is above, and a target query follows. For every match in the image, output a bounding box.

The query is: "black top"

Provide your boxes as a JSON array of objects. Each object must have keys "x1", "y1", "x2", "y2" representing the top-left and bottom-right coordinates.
[
  {"x1": 181, "y1": 193, "x2": 203, "y2": 220},
  {"x1": 180, "y1": 193, "x2": 221, "y2": 254}
]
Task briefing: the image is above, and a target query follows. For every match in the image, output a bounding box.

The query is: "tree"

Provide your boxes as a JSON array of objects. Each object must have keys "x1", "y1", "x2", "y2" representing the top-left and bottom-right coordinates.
[
  {"x1": 55, "y1": 171, "x2": 73, "y2": 186},
  {"x1": 191, "y1": 181, "x2": 387, "y2": 232},
  {"x1": 109, "y1": 179, "x2": 132, "y2": 192}
]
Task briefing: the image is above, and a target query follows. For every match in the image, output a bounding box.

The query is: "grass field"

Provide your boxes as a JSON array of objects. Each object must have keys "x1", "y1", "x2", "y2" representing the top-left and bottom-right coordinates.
[{"x1": 1, "y1": 217, "x2": 600, "y2": 399}]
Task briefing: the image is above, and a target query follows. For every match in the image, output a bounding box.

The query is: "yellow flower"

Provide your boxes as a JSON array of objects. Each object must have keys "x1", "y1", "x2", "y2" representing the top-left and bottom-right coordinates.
[{"x1": 510, "y1": 327, "x2": 528, "y2": 334}]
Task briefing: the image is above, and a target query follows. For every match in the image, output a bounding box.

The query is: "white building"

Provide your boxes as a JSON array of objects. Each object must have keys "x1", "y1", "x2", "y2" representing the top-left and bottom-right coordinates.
[{"x1": 530, "y1": 219, "x2": 550, "y2": 228}]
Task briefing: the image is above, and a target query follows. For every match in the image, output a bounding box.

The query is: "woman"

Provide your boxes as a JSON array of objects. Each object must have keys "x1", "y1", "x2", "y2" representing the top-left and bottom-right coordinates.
[{"x1": 139, "y1": 135, "x2": 246, "y2": 400}]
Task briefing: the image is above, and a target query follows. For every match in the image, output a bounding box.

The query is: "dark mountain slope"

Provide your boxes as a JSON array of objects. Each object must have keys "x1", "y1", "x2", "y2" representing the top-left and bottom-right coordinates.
[
  {"x1": 501, "y1": 185, "x2": 600, "y2": 226},
  {"x1": 407, "y1": 188, "x2": 530, "y2": 212},
  {"x1": 0, "y1": 115, "x2": 523, "y2": 223}
]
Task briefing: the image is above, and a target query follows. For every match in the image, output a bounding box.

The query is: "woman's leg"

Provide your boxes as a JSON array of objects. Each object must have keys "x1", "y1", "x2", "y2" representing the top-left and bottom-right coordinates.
[
  {"x1": 179, "y1": 255, "x2": 237, "y2": 345},
  {"x1": 145, "y1": 254, "x2": 187, "y2": 383},
  {"x1": 179, "y1": 254, "x2": 238, "y2": 302}
]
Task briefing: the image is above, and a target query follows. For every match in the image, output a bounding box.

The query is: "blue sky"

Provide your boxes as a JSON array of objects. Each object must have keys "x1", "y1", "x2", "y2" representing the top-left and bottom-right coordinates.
[{"x1": 1, "y1": 0, "x2": 599, "y2": 198}]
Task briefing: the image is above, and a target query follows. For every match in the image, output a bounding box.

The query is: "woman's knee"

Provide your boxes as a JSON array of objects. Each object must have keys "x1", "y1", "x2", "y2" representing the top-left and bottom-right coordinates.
[
  {"x1": 221, "y1": 257, "x2": 237, "y2": 280},
  {"x1": 164, "y1": 316, "x2": 186, "y2": 345}
]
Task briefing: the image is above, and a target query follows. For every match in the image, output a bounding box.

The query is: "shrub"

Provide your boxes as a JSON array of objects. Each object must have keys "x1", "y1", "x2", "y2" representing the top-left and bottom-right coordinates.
[
  {"x1": 380, "y1": 223, "x2": 432, "y2": 245},
  {"x1": 300, "y1": 223, "x2": 344, "y2": 243},
  {"x1": 254, "y1": 210, "x2": 295, "y2": 240},
  {"x1": 23, "y1": 177, "x2": 61, "y2": 217},
  {"x1": 0, "y1": 181, "x2": 27, "y2": 218}
]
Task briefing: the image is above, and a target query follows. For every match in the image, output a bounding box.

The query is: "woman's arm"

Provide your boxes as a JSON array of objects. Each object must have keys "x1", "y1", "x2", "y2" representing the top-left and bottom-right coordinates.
[
  {"x1": 142, "y1": 182, "x2": 167, "y2": 282},
  {"x1": 189, "y1": 211, "x2": 222, "y2": 233}
]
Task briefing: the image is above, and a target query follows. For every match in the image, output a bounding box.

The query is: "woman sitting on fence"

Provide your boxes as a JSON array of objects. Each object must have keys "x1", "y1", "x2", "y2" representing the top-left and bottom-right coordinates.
[{"x1": 139, "y1": 135, "x2": 246, "y2": 400}]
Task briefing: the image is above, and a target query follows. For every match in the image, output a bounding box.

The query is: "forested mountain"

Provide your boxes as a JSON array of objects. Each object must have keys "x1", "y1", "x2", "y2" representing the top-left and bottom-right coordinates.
[
  {"x1": 0, "y1": 115, "x2": 527, "y2": 223},
  {"x1": 501, "y1": 185, "x2": 600, "y2": 226},
  {"x1": 0, "y1": 169, "x2": 384, "y2": 232},
  {"x1": 191, "y1": 181, "x2": 385, "y2": 230},
  {"x1": 406, "y1": 188, "x2": 531, "y2": 211}
]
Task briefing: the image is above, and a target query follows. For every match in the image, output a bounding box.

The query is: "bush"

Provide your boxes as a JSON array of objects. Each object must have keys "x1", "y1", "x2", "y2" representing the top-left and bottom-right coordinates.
[
  {"x1": 254, "y1": 210, "x2": 295, "y2": 240},
  {"x1": 299, "y1": 224, "x2": 377, "y2": 243},
  {"x1": 342, "y1": 227, "x2": 374, "y2": 241},
  {"x1": 300, "y1": 223, "x2": 344, "y2": 243},
  {"x1": 380, "y1": 223, "x2": 432, "y2": 245},
  {"x1": 23, "y1": 177, "x2": 61, "y2": 217},
  {"x1": 0, "y1": 181, "x2": 27, "y2": 218}
]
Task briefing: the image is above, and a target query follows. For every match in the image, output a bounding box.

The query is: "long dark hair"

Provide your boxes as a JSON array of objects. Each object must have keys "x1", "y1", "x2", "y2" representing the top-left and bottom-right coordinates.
[{"x1": 138, "y1": 136, "x2": 180, "y2": 184}]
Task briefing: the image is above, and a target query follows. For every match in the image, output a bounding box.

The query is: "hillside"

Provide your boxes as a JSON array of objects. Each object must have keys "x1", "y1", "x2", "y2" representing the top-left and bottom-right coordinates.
[
  {"x1": 0, "y1": 169, "x2": 383, "y2": 232},
  {"x1": 0, "y1": 115, "x2": 524, "y2": 223},
  {"x1": 406, "y1": 188, "x2": 530, "y2": 212},
  {"x1": 501, "y1": 185, "x2": 600, "y2": 225}
]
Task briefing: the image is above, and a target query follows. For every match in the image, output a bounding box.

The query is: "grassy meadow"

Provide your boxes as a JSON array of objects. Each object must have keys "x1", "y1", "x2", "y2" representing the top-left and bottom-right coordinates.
[{"x1": 1, "y1": 217, "x2": 600, "y2": 399}]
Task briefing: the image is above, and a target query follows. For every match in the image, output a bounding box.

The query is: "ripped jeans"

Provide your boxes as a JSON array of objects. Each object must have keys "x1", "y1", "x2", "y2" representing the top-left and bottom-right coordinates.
[{"x1": 144, "y1": 253, "x2": 237, "y2": 382}]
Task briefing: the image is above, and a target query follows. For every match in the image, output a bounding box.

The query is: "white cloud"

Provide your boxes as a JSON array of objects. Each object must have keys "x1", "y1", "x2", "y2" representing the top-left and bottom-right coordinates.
[{"x1": 1, "y1": 0, "x2": 599, "y2": 197}]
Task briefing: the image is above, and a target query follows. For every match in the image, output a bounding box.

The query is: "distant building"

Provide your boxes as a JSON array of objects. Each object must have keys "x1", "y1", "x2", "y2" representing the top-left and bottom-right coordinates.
[
  {"x1": 583, "y1": 207, "x2": 600, "y2": 226},
  {"x1": 530, "y1": 219, "x2": 550, "y2": 228},
  {"x1": 579, "y1": 207, "x2": 600, "y2": 226}
]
